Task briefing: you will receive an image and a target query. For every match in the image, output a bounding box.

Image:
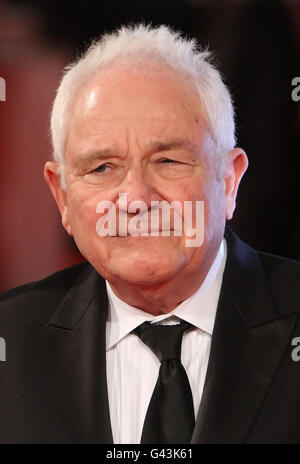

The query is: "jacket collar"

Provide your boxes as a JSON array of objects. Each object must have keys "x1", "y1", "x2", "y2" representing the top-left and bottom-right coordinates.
[
  {"x1": 30, "y1": 265, "x2": 113, "y2": 444},
  {"x1": 192, "y1": 227, "x2": 297, "y2": 443}
]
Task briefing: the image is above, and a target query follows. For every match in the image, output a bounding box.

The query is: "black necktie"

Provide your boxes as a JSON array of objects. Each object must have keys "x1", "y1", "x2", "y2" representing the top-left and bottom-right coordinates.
[{"x1": 133, "y1": 320, "x2": 195, "y2": 444}]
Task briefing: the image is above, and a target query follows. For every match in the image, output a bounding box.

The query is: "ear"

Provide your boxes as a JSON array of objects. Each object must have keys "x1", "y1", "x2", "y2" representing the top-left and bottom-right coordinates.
[
  {"x1": 224, "y1": 147, "x2": 248, "y2": 220},
  {"x1": 44, "y1": 161, "x2": 73, "y2": 235}
]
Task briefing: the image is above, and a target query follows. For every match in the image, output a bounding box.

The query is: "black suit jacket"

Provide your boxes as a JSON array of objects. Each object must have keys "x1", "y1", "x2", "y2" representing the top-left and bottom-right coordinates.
[{"x1": 1, "y1": 228, "x2": 300, "y2": 443}]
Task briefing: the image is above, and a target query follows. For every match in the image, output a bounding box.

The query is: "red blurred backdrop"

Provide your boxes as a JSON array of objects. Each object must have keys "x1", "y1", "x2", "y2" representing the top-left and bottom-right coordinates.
[
  {"x1": 0, "y1": 4, "x2": 84, "y2": 292},
  {"x1": 1, "y1": 0, "x2": 299, "y2": 292}
]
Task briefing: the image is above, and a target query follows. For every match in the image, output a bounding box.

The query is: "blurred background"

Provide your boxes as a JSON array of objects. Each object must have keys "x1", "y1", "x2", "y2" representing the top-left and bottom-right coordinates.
[{"x1": 0, "y1": 0, "x2": 299, "y2": 292}]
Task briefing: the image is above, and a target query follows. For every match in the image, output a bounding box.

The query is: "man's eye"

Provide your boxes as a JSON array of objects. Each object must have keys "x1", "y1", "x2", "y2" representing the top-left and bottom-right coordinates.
[
  {"x1": 93, "y1": 164, "x2": 109, "y2": 173},
  {"x1": 159, "y1": 158, "x2": 178, "y2": 164}
]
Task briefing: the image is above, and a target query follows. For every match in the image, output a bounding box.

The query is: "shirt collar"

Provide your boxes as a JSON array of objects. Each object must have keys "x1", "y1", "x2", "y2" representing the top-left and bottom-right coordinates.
[{"x1": 106, "y1": 239, "x2": 227, "y2": 349}]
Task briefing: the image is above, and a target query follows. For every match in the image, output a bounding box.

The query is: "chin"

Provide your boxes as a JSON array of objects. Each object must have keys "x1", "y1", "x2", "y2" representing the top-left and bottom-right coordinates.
[
  {"x1": 105, "y1": 249, "x2": 184, "y2": 286},
  {"x1": 113, "y1": 267, "x2": 176, "y2": 286}
]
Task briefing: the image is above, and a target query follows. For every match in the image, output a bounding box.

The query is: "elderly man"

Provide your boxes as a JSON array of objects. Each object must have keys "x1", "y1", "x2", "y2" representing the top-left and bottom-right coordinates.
[{"x1": 0, "y1": 24, "x2": 300, "y2": 444}]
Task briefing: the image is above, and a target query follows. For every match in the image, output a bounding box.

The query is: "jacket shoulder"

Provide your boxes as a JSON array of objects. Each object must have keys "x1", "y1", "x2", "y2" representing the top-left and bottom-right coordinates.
[
  {"x1": 225, "y1": 227, "x2": 300, "y2": 317},
  {"x1": 0, "y1": 261, "x2": 90, "y2": 323},
  {"x1": 258, "y1": 249, "x2": 300, "y2": 280},
  {"x1": 258, "y1": 250, "x2": 300, "y2": 316}
]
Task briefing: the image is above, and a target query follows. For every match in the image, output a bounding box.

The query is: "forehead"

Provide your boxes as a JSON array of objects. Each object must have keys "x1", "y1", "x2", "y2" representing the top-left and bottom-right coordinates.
[{"x1": 66, "y1": 60, "x2": 209, "y2": 153}]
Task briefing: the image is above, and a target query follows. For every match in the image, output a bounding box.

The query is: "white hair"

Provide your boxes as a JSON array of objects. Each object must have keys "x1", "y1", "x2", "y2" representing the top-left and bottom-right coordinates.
[{"x1": 51, "y1": 23, "x2": 236, "y2": 187}]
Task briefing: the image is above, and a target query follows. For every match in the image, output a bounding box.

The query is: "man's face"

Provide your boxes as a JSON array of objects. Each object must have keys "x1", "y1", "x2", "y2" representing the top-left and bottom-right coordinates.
[{"x1": 45, "y1": 61, "x2": 247, "y2": 296}]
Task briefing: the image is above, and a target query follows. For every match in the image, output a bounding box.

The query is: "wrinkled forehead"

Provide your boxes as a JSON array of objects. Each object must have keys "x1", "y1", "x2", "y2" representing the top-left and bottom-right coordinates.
[
  {"x1": 69, "y1": 58, "x2": 207, "y2": 125},
  {"x1": 64, "y1": 59, "x2": 213, "y2": 166}
]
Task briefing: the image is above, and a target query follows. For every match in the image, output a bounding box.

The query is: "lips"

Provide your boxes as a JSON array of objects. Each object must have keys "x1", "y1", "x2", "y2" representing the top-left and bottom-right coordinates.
[{"x1": 115, "y1": 227, "x2": 178, "y2": 236}]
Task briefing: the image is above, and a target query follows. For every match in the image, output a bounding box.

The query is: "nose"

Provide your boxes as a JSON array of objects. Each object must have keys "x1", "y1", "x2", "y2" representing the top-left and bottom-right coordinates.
[{"x1": 118, "y1": 164, "x2": 156, "y2": 211}]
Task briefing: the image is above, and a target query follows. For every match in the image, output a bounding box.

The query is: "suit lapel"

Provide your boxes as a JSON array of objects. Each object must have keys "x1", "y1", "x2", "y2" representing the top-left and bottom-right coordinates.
[
  {"x1": 30, "y1": 265, "x2": 113, "y2": 444},
  {"x1": 192, "y1": 229, "x2": 297, "y2": 443}
]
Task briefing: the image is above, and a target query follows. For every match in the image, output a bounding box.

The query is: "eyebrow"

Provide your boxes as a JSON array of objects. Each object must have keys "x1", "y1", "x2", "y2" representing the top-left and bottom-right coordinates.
[
  {"x1": 145, "y1": 138, "x2": 198, "y2": 155},
  {"x1": 74, "y1": 138, "x2": 199, "y2": 167},
  {"x1": 73, "y1": 148, "x2": 119, "y2": 168}
]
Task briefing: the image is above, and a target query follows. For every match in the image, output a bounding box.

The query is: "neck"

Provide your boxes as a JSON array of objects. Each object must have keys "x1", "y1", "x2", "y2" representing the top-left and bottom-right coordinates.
[{"x1": 108, "y1": 248, "x2": 219, "y2": 315}]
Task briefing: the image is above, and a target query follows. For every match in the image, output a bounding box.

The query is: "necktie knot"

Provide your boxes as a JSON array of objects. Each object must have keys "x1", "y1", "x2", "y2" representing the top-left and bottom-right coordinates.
[{"x1": 133, "y1": 320, "x2": 192, "y2": 362}]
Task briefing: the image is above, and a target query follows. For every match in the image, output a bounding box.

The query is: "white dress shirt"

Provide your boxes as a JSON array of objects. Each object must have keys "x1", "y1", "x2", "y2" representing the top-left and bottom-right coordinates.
[{"x1": 106, "y1": 239, "x2": 227, "y2": 444}]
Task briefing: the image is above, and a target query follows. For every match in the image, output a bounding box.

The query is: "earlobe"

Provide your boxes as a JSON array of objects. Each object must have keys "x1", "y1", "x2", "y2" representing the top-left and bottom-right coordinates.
[
  {"x1": 225, "y1": 148, "x2": 248, "y2": 220},
  {"x1": 44, "y1": 161, "x2": 73, "y2": 236}
]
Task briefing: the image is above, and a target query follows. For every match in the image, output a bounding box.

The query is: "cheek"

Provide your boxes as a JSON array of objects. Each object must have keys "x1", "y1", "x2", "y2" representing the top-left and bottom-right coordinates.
[
  {"x1": 160, "y1": 178, "x2": 203, "y2": 203},
  {"x1": 66, "y1": 190, "x2": 102, "y2": 237},
  {"x1": 203, "y1": 181, "x2": 227, "y2": 229}
]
